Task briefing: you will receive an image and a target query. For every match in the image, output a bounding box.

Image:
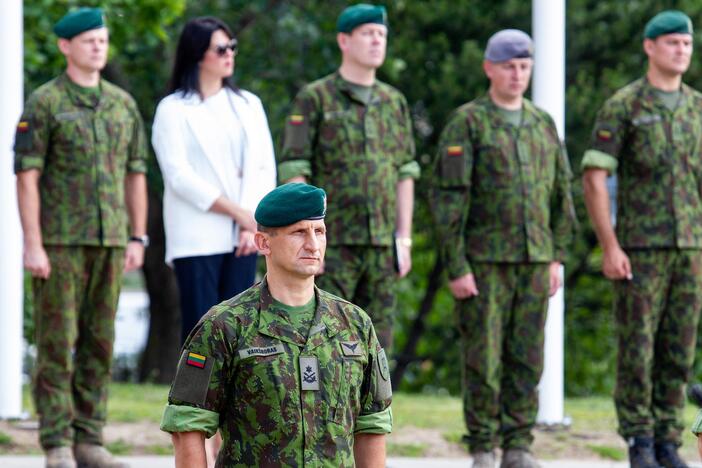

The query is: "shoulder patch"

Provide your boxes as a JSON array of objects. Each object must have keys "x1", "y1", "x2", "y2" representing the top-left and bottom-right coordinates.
[{"x1": 169, "y1": 350, "x2": 216, "y2": 406}]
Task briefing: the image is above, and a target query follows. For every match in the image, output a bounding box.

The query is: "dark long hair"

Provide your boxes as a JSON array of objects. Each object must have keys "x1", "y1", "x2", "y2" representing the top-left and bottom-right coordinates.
[{"x1": 167, "y1": 16, "x2": 237, "y2": 97}]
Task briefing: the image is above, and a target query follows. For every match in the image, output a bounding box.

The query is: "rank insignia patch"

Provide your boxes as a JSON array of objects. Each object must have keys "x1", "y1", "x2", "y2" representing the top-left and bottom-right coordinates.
[
  {"x1": 341, "y1": 341, "x2": 363, "y2": 356},
  {"x1": 186, "y1": 352, "x2": 206, "y2": 368},
  {"x1": 16, "y1": 121, "x2": 29, "y2": 133},
  {"x1": 290, "y1": 115, "x2": 305, "y2": 125},
  {"x1": 447, "y1": 145, "x2": 463, "y2": 156}
]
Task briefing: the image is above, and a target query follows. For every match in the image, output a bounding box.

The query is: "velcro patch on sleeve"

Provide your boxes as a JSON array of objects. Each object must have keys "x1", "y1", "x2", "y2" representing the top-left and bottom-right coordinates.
[
  {"x1": 14, "y1": 121, "x2": 33, "y2": 152},
  {"x1": 373, "y1": 348, "x2": 392, "y2": 401},
  {"x1": 284, "y1": 114, "x2": 310, "y2": 152},
  {"x1": 169, "y1": 350, "x2": 215, "y2": 406}
]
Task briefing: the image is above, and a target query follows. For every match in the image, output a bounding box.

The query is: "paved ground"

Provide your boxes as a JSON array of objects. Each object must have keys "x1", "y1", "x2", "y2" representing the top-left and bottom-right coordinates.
[{"x1": 2, "y1": 456, "x2": 701, "y2": 467}]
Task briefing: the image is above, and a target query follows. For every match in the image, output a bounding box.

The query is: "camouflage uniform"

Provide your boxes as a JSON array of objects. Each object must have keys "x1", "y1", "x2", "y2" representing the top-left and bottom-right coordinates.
[
  {"x1": 582, "y1": 77, "x2": 702, "y2": 444},
  {"x1": 430, "y1": 96, "x2": 575, "y2": 452},
  {"x1": 278, "y1": 72, "x2": 420, "y2": 350},
  {"x1": 161, "y1": 278, "x2": 393, "y2": 467},
  {"x1": 14, "y1": 73, "x2": 148, "y2": 448}
]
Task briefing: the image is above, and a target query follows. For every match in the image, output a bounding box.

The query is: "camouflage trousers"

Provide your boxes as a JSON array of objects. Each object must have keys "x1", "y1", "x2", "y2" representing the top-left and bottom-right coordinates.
[
  {"x1": 32, "y1": 245, "x2": 124, "y2": 449},
  {"x1": 456, "y1": 262, "x2": 549, "y2": 452},
  {"x1": 614, "y1": 249, "x2": 702, "y2": 444},
  {"x1": 316, "y1": 245, "x2": 396, "y2": 351}
]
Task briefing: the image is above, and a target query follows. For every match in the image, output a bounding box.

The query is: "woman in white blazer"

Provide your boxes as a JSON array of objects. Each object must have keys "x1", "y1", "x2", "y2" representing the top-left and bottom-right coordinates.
[{"x1": 152, "y1": 17, "x2": 276, "y2": 345}]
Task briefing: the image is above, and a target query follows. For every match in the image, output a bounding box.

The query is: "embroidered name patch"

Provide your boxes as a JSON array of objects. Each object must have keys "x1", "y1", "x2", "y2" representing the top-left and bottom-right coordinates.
[
  {"x1": 340, "y1": 341, "x2": 363, "y2": 357},
  {"x1": 238, "y1": 344, "x2": 285, "y2": 359},
  {"x1": 186, "y1": 352, "x2": 207, "y2": 368}
]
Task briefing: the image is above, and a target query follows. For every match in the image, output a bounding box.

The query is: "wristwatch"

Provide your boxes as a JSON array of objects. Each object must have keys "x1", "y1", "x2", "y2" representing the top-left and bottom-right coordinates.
[{"x1": 129, "y1": 235, "x2": 150, "y2": 247}]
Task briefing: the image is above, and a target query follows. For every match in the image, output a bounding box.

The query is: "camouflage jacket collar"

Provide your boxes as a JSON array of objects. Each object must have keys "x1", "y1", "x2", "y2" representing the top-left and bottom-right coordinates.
[
  {"x1": 476, "y1": 94, "x2": 541, "y2": 129},
  {"x1": 256, "y1": 277, "x2": 344, "y2": 350},
  {"x1": 333, "y1": 71, "x2": 381, "y2": 106},
  {"x1": 635, "y1": 76, "x2": 693, "y2": 115},
  {"x1": 56, "y1": 72, "x2": 116, "y2": 110}
]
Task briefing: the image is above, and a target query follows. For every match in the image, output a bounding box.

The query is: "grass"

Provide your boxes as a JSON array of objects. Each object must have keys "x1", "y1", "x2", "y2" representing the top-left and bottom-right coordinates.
[
  {"x1": 0, "y1": 431, "x2": 12, "y2": 446},
  {"x1": 17, "y1": 383, "x2": 702, "y2": 459},
  {"x1": 587, "y1": 444, "x2": 626, "y2": 460}
]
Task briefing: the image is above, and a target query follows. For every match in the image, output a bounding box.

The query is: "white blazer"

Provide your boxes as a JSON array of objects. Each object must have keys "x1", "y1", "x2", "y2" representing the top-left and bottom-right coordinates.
[{"x1": 152, "y1": 88, "x2": 276, "y2": 263}]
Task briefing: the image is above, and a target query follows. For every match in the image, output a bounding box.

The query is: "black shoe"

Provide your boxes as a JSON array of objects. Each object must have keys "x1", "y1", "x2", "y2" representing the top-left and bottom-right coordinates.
[
  {"x1": 628, "y1": 436, "x2": 663, "y2": 468},
  {"x1": 655, "y1": 441, "x2": 688, "y2": 468}
]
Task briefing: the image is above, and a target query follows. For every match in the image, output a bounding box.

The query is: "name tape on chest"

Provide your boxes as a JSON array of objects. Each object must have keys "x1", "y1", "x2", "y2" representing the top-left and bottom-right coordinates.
[
  {"x1": 340, "y1": 341, "x2": 363, "y2": 357},
  {"x1": 238, "y1": 344, "x2": 285, "y2": 359},
  {"x1": 300, "y1": 355, "x2": 320, "y2": 391}
]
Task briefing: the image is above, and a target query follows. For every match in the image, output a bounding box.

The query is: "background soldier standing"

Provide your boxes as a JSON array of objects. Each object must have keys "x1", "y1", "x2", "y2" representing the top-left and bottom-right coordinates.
[
  {"x1": 277, "y1": 3, "x2": 420, "y2": 351},
  {"x1": 14, "y1": 8, "x2": 148, "y2": 468},
  {"x1": 582, "y1": 10, "x2": 702, "y2": 468},
  {"x1": 161, "y1": 183, "x2": 392, "y2": 467},
  {"x1": 430, "y1": 30, "x2": 575, "y2": 468}
]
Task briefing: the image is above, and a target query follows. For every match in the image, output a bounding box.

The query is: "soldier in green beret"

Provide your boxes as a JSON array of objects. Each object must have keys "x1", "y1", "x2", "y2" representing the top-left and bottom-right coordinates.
[
  {"x1": 582, "y1": 9, "x2": 701, "y2": 468},
  {"x1": 14, "y1": 7, "x2": 147, "y2": 468},
  {"x1": 429, "y1": 29, "x2": 576, "y2": 468},
  {"x1": 278, "y1": 3, "x2": 420, "y2": 352},
  {"x1": 161, "y1": 183, "x2": 393, "y2": 467}
]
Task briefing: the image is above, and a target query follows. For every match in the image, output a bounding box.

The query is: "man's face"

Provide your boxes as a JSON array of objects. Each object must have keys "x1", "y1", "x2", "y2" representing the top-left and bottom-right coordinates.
[
  {"x1": 338, "y1": 23, "x2": 387, "y2": 69},
  {"x1": 58, "y1": 27, "x2": 109, "y2": 73},
  {"x1": 483, "y1": 57, "x2": 533, "y2": 102},
  {"x1": 258, "y1": 220, "x2": 327, "y2": 279},
  {"x1": 645, "y1": 33, "x2": 693, "y2": 77}
]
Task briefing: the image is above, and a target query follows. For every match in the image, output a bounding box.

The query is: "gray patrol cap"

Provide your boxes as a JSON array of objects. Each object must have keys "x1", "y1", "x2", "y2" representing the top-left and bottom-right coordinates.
[{"x1": 485, "y1": 29, "x2": 534, "y2": 62}]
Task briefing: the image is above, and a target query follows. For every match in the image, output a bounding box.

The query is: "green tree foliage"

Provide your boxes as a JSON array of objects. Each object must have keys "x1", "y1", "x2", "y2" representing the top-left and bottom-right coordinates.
[{"x1": 21, "y1": 0, "x2": 702, "y2": 395}]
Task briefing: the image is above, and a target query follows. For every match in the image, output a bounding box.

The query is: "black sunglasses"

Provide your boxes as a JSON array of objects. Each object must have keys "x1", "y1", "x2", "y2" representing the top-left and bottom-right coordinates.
[{"x1": 212, "y1": 38, "x2": 238, "y2": 57}]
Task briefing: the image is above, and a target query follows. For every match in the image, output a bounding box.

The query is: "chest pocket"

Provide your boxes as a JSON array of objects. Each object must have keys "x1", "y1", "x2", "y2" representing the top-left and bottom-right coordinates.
[
  {"x1": 233, "y1": 345, "x2": 293, "y2": 420},
  {"x1": 473, "y1": 143, "x2": 516, "y2": 189},
  {"x1": 318, "y1": 109, "x2": 356, "y2": 170},
  {"x1": 628, "y1": 113, "x2": 668, "y2": 169},
  {"x1": 329, "y1": 358, "x2": 365, "y2": 426},
  {"x1": 51, "y1": 111, "x2": 92, "y2": 171}
]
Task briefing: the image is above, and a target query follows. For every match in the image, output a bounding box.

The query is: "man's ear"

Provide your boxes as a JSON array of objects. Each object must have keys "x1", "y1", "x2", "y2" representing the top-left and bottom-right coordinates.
[
  {"x1": 254, "y1": 231, "x2": 271, "y2": 256},
  {"x1": 337, "y1": 32, "x2": 349, "y2": 53},
  {"x1": 57, "y1": 38, "x2": 71, "y2": 56}
]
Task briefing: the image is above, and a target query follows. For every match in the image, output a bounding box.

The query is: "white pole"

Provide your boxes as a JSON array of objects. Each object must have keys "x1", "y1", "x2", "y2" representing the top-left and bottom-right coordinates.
[
  {"x1": 533, "y1": 0, "x2": 567, "y2": 425},
  {"x1": 0, "y1": 0, "x2": 25, "y2": 419}
]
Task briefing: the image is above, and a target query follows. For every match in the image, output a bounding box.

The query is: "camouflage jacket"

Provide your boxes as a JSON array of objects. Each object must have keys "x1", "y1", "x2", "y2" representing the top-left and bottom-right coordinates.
[
  {"x1": 14, "y1": 73, "x2": 148, "y2": 247},
  {"x1": 582, "y1": 77, "x2": 702, "y2": 249},
  {"x1": 278, "y1": 72, "x2": 420, "y2": 246},
  {"x1": 161, "y1": 278, "x2": 393, "y2": 467},
  {"x1": 430, "y1": 96, "x2": 576, "y2": 279}
]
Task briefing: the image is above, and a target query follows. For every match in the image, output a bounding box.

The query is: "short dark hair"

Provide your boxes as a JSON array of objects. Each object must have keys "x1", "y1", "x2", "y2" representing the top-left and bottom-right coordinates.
[
  {"x1": 167, "y1": 16, "x2": 238, "y2": 97},
  {"x1": 257, "y1": 224, "x2": 279, "y2": 235}
]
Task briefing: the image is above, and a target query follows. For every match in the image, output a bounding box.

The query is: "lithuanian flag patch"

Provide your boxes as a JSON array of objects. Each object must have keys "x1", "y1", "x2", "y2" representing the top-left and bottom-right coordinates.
[
  {"x1": 186, "y1": 352, "x2": 206, "y2": 369},
  {"x1": 596, "y1": 129, "x2": 612, "y2": 142},
  {"x1": 289, "y1": 115, "x2": 305, "y2": 125},
  {"x1": 447, "y1": 145, "x2": 463, "y2": 156},
  {"x1": 17, "y1": 121, "x2": 29, "y2": 133}
]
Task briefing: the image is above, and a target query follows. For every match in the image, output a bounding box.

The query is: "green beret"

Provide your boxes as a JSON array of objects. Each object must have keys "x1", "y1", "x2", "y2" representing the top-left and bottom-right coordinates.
[
  {"x1": 54, "y1": 7, "x2": 105, "y2": 39},
  {"x1": 337, "y1": 4, "x2": 388, "y2": 33},
  {"x1": 255, "y1": 183, "x2": 327, "y2": 228},
  {"x1": 644, "y1": 10, "x2": 693, "y2": 39}
]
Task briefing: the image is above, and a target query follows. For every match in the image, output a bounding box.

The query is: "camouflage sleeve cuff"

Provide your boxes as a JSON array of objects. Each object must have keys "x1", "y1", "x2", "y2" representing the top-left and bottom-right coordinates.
[
  {"x1": 446, "y1": 256, "x2": 472, "y2": 280},
  {"x1": 692, "y1": 409, "x2": 702, "y2": 435},
  {"x1": 160, "y1": 404, "x2": 219, "y2": 438},
  {"x1": 127, "y1": 159, "x2": 148, "y2": 174},
  {"x1": 278, "y1": 160, "x2": 312, "y2": 183},
  {"x1": 14, "y1": 155, "x2": 44, "y2": 173},
  {"x1": 581, "y1": 149, "x2": 618, "y2": 174},
  {"x1": 398, "y1": 161, "x2": 421, "y2": 180},
  {"x1": 355, "y1": 406, "x2": 393, "y2": 434}
]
